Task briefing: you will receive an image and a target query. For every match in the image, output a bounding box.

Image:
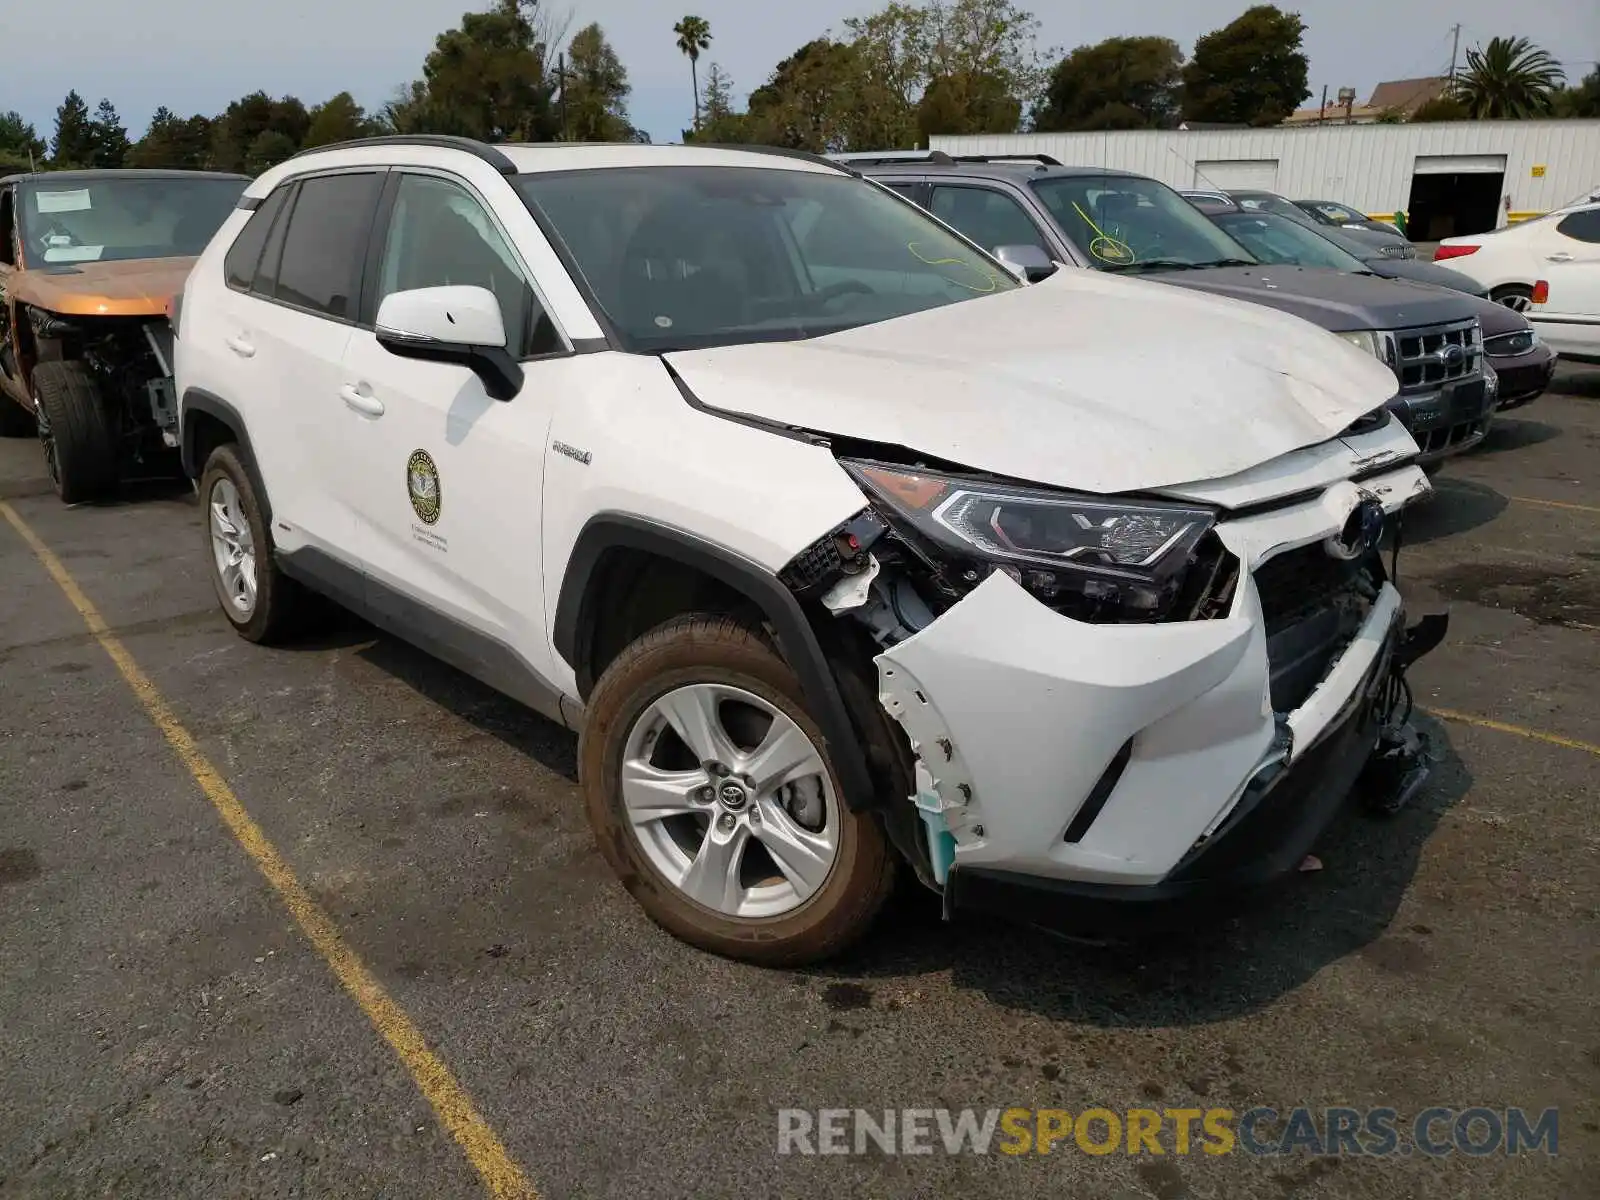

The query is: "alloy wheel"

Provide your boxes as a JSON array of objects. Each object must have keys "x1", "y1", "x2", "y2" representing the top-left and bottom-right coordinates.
[
  {"x1": 620, "y1": 682, "x2": 839, "y2": 919},
  {"x1": 208, "y1": 476, "x2": 257, "y2": 619}
]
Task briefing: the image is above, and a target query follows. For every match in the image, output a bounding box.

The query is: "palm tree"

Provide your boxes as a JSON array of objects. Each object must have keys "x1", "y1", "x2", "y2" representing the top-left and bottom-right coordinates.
[
  {"x1": 674, "y1": 16, "x2": 713, "y2": 130},
  {"x1": 1453, "y1": 36, "x2": 1566, "y2": 119}
]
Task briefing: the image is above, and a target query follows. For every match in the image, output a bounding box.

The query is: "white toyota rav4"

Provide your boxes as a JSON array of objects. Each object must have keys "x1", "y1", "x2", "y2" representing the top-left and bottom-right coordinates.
[{"x1": 175, "y1": 136, "x2": 1446, "y2": 965}]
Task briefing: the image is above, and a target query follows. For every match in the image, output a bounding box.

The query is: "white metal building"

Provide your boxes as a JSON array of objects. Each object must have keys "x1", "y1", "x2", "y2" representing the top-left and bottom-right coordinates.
[{"x1": 929, "y1": 120, "x2": 1600, "y2": 240}]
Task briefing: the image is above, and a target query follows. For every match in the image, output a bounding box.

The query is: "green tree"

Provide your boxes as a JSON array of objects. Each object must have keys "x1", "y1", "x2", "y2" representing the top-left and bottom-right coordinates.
[
  {"x1": 1411, "y1": 95, "x2": 1471, "y2": 122},
  {"x1": 51, "y1": 91, "x2": 96, "y2": 166},
  {"x1": 388, "y1": 0, "x2": 558, "y2": 140},
  {"x1": 210, "y1": 92, "x2": 310, "y2": 171},
  {"x1": 1553, "y1": 65, "x2": 1600, "y2": 119},
  {"x1": 1454, "y1": 36, "x2": 1566, "y2": 118},
  {"x1": 245, "y1": 130, "x2": 299, "y2": 174},
  {"x1": 703, "y1": 63, "x2": 734, "y2": 124},
  {"x1": 89, "y1": 99, "x2": 130, "y2": 168},
  {"x1": 917, "y1": 70, "x2": 1021, "y2": 138},
  {"x1": 0, "y1": 111, "x2": 46, "y2": 173},
  {"x1": 564, "y1": 23, "x2": 636, "y2": 141},
  {"x1": 1182, "y1": 5, "x2": 1310, "y2": 126},
  {"x1": 744, "y1": 39, "x2": 872, "y2": 152},
  {"x1": 674, "y1": 15, "x2": 713, "y2": 130},
  {"x1": 1034, "y1": 35, "x2": 1183, "y2": 130},
  {"x1": 128, "y1": 107, "x2": 212, "y2": 168},
  {"x1": 304, "y1": 92, "x2": 376, "y2": 148}
]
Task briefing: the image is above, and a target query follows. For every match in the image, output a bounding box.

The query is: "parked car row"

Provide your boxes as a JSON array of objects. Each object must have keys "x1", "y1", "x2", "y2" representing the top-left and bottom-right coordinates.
[{"x1": 0, "y1": 137, "x2": 1528, "y2": 967}]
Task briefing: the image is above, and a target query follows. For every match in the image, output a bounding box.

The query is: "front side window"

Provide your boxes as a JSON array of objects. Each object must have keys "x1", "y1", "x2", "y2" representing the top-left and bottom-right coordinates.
[
  {"x1": 273, "y1": 172, "x2": 383, "y2": 320},
  {"x1": 514, "y1": 165, "x2": 1017, "y2": 352},
  {"x1": 17, "y1": 175, "x2": 246, "y2": 265},
  {"x1": 1031, "y1": 175, "x2": 1256, "y2": 273},
  {"x1": 377, "y1": 174, "x2": 561, "y2": 357},
  {"x1": 929, "y1": 185, "x2": 1048, "y2": 255},
  {"x1": 1212, "y1": 212, "x2": 1367, "y2": 271}
]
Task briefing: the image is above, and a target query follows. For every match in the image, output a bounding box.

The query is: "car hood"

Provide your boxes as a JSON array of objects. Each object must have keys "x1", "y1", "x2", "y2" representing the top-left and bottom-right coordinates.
[
  {"x1": 663, "y1": 268, "x2": 1401, "y2": 495},
  {"x1": 1155, "y1": 265, "x2": 1477, "y2": 333},
  {"x1": 1368, "y1": 258, "x2": 1487, "y2": 296},
  {"x1": 12, "y1": 257, "x2": 197, "y2": 318}
]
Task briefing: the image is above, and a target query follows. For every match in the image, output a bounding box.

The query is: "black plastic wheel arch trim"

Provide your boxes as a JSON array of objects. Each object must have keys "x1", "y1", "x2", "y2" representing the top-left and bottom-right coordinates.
[
  {"x1": 179, "y1": 388, "x2": 272, "y2": 526},
  {"x1": 552, "y1": 512, "x2": 879, "y2": 811}
]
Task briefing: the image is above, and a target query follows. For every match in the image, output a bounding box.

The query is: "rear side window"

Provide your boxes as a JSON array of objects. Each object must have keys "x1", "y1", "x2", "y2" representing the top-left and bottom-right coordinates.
[
  {"x1": 224, "y1": 187, "x2": 288, "y2": 291},
  {"x1": 1556, "y1": 208, "x2": 1600, "y2": 244},
  {"x1": 273, "y1": 172, "x2": 383, "y2": 320}
]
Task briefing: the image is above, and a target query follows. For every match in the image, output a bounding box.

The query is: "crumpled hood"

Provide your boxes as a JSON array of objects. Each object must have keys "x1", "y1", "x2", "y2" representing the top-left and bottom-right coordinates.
[{"x1": 664, "y1": 268, "x2": 1401, "y2": 494}]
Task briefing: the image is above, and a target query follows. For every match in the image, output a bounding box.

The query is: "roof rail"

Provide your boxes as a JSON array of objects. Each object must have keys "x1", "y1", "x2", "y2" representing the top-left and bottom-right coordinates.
[
  {"x1": 693, "y1": 143, "x2": 857, "y2": 174},
  {"x1": 950, "y1": 153, "x2": 1062, "y2": 166},
  {"x1": 288, "y1": 134, "x2": 518, "y2": 175},
  {"x1": 829, "y1": 150, "x2": 1063, "y2": 168}
]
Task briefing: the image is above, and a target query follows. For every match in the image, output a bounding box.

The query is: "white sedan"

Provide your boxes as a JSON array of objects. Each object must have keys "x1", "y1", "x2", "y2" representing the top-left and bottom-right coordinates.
[{"x1": 1436, "y1": 200, "x2": 1600, "y2": 363}]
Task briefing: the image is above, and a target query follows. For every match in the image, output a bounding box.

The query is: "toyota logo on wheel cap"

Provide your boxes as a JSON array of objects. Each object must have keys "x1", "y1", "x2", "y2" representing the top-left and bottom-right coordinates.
[
  {"x1": 1325, "y1": 493, "x2": 1386, "y2": 561},
  {"x1": 718, "y1": 782, "x2": 748, "y2": 810}
]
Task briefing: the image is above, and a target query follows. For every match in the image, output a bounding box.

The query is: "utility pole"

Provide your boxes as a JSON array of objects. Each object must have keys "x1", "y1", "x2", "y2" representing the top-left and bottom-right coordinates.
[
  {"x1": 1318, "y1": 84, "x2": 1328, "y2": 124},
  {"x1": 1448, "y1": 23, "x2": 1462, "y2": 83},
  {"x1": 558, "y1": 52, "x2": 569, "y2": 141}
]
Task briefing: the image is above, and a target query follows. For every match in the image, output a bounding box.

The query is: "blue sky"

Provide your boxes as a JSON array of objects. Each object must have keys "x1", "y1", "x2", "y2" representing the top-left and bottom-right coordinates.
[{"x1": 9, "y1": 0, "x2": 1597, "y2": 147}]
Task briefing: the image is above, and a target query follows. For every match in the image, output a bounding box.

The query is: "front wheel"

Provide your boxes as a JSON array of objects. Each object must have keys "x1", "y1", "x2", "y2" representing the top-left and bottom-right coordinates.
[
  {"x1": 200, "y1": 443, "x2": 306, "y2": 644},
  {"x1": 32, "y1": 361, "x2": 118, "y2": 503},
  {"x1": 579, "y1": 615, "x2": 896, "y2": 966}
]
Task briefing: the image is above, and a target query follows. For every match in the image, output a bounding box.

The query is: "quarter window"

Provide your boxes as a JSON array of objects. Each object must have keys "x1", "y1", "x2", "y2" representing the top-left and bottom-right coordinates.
[
  {"x1": 929, "y1": 185, "x2": 1048, "y2": 255},
  {"x1": 273, "y1": 172, "x2": 383, "y2": 321},
  {"x1": 223, "y1": 186, "x2": 288, "y2": 292},
  {"x1": 1555, "y1": 207, "x2": 1600, "y2": 244},
  {"x1": 378, "y1": 174, "x2": 561, "y2": 357}
]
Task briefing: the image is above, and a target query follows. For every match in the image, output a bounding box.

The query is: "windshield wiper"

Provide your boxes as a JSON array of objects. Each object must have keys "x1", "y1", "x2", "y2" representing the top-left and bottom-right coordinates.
[{"x1": 1101, "y1": 258, "x2": 1212, "y2": 273}]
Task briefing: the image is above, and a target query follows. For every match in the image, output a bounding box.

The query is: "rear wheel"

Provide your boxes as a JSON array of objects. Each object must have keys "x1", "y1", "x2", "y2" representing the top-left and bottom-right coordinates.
[
  {"x1": 32, "y1": 361, "x2": 118, "y2": 503},
  {"x1": 1490, "y1": 284, "x2": 1533, "y2": 313},
  {"x1": 200, "y1": 443, "x2": 306, "y2": 644},
  {"x1": 580, "y1": 615, "x2": 896, "y2": 966}
]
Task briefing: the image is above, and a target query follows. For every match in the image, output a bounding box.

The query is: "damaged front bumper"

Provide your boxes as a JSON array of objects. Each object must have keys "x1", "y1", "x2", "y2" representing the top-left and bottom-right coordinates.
[{"x1": 873, "y1": 466, "x2": 1444, "y2": 926}]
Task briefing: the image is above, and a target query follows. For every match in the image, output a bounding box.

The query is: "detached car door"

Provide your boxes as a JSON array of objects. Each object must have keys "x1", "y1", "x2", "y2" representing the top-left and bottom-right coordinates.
[{"x1": 334, "y1": 169, "x2": 573, "y2": 718}]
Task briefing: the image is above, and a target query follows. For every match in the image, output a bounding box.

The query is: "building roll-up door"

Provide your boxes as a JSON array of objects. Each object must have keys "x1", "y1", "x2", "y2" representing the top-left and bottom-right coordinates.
[
  {"x1": 1193, "y1": 160, "x2": 1280, "y2": 191},
  {"x1": 1413, "y1": 154, "x2": 1508, "y2": 175}
]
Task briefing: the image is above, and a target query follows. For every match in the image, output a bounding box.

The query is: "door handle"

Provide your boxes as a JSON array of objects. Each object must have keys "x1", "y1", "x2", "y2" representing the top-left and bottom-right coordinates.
[
  {"x1": 224, "y1": 335, "x2": 256, "y2": 358},
  {"x1": 340, "y1": 384, "x2": 385, "y2": 417},
  {"x1": 1545, "y1": 252, "x2": 1573, "y2": 262}
]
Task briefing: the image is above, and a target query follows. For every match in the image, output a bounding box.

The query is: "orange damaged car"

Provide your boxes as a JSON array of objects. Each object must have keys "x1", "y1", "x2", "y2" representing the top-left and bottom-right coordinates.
[{"x1": 0, "y1": 169, "x2": 247, "y2": 502}]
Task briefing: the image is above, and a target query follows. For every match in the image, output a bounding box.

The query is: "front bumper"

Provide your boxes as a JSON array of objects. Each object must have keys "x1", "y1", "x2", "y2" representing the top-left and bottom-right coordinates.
[
  {"x1": 1490, "y1": 344, "x2": 1557, "y2": 409},
  {"x1": 874, "y1": 466, "x2": 1436, "y2": 911},
  {"x1": 1387, "y1": 376, "x2": 1494, "y2": 464}
]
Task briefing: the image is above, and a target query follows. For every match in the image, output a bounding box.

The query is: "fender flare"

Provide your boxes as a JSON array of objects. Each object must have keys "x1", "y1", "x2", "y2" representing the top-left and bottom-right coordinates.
[
  {"x1": 553, "y1": 513, "x2": 878, "y2": 811},
  {"x1": 180, "y1": 388, "x2": 272, "y2": 524}
]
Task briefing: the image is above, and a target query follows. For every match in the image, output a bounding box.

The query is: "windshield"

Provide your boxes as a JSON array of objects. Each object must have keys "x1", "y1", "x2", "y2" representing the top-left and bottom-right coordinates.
[
  {"x1": 513, "y1": 166, "x2": 1017, "y2": 351},
  {"x1": 1301, "y1": 200, "x2": 1366, "y2": 224},
  {"x1": 18, "y1": 176, "x2": 246, "y2": 265},
  {"x1": 1029, "y1": 174, "x2": 1257, "y2": 272},
  {"x1": 1232, "y1": 192, "x2": 1319, "y2": 225},
  {"x1": 1211, "y1": 211, "x2": 1369, "y2": 272}
]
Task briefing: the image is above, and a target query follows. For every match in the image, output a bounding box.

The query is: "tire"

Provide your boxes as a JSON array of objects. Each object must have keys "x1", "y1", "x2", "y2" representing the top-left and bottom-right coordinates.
[
  {"x1": 32, "y1": 361, "x2": 118, "y2": 503},
  {"x1": 1490, "y1": 284, "x2": 1533, "y2": 313},
  {"x1": 580, "y1": 615, "x2": 896, "y2": 966},
  {"x1": 199, "y1": 442, "x2": 306, "y2": 644},
  {"x1": 0, "y1": 395, "x2": 34, "y2": 438}
]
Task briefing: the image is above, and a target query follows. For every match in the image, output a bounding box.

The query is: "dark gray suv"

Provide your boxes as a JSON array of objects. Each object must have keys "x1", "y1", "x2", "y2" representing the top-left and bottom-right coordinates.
[{"x1": 839, "y1": 152, "x2": 1494, "y2": 466}]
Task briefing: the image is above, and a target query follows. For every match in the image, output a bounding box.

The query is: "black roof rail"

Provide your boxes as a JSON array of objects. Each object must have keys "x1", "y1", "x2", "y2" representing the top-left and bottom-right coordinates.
[
  {"x1": 288, "y1": 134, "x2": 518, "y2": 175},
  {"x1": 693, "y1": 142, "x2": 857, "y2": 174},
  {"x1": 950, "y1": 153, "x2": 1062, "y2": 166}
]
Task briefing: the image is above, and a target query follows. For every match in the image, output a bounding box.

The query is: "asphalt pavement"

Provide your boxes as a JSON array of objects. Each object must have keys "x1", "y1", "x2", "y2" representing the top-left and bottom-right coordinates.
[{"x1": 2, "y1": 371, "x2": 1598, "y2": 1199}]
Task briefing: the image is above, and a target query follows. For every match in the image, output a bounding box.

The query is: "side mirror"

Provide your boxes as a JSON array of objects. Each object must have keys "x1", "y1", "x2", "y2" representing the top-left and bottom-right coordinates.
[
  {"x1": 993, "y1": 244, "x2": 1058, "y2": 283},
  {"x1": 374, "y1": 285, "x2": 523, "y2": 401}
]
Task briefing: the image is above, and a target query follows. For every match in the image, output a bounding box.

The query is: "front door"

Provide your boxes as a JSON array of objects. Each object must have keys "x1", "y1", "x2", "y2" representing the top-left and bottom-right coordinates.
[{"x1": 336, "y1": 170, "x2": 572, "y2": 718}]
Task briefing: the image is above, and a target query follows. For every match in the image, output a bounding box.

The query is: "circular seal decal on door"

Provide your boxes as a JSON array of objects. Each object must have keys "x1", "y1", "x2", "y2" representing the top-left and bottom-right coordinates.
[{"x1": 407, "y1": 449, "x2": 441, "y2": 525}]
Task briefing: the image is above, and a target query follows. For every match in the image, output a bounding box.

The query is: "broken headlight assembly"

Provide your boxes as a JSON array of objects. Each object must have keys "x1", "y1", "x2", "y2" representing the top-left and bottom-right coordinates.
[{"x1": 840, "y1": 460, "x2": 1223, "y2": 621}]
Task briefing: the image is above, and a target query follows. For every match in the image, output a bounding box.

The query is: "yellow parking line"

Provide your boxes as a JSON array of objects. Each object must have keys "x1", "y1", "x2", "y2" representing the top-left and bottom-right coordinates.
[
  {"x1": 1426, "y1": 707, "x2": 1600, "y2": 757},
  {"x1": 0, "y1": 501, "x2": 536, "y2": 1200},
  {"x1": 1511, "y1": 495, "x2": 1600, "y2": 516}
]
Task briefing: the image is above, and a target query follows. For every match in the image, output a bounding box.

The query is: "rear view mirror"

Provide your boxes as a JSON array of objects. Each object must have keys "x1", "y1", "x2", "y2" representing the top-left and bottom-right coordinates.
[
  {"x1": 993, "y1": 244, "x2": 1058, "y2": 283},
  {"x1": 375, "y1": 285, "x2": 523, "y2": 401}
]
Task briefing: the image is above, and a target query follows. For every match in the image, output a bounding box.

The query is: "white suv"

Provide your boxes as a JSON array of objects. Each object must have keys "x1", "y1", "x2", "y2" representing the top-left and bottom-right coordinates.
[{"x1": 174, "y1": 136, "x2": 1446, "y2": 965}]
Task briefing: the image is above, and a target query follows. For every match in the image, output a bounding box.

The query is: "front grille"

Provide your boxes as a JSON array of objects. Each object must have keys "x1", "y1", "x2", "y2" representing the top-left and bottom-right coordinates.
[
  {"x1": 1253, "y1": 543, "x2": 1379, "y2": 712},
  {"x1": 1253, "y1": 542, "x2": 1366, "y2": 632},
  {"x1": 1485, "y1": 329, "x2": 1537, "y2": 358},
  {"x1": 1393, "y1": 318, "x2": 1482, "y2": 393}
]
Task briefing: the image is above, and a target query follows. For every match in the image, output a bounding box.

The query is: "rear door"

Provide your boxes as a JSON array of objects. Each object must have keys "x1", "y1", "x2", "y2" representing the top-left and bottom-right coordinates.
[
  {"x1": 229, "y1": 170, "x2": 386, "y2": 569},
  {"x1": 1532, "y1": 205, "x2": 1600, "y2": 356}
]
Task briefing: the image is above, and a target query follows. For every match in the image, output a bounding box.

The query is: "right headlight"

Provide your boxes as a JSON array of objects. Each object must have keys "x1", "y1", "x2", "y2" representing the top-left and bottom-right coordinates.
[{"x1": 1333, "y1": 329, "x2": 1386, "y2": 361}]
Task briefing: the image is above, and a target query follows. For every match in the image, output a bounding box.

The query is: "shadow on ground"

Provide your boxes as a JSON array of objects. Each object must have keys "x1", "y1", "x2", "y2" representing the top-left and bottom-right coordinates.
[
  {"x1": 1471, "y1": 416, "x2": 1563, "y2": 457},
  {"x1": 1399, "y1": 476, "x2": 1508, "y2": 545},
  {"x1": 810, "y1": 714, "x2": 1469, "y2": 1030}
]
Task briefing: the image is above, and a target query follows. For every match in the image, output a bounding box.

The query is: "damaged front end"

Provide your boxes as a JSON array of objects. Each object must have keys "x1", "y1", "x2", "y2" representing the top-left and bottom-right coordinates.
[{"x1": 781, "y1": 454, "x2": 1448, "y2": 929}]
